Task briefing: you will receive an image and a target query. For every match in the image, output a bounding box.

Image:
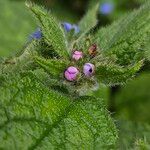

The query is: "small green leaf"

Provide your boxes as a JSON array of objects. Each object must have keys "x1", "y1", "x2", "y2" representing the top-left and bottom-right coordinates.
[
  {"x1": 34, "y1": 56, "x2": 68, "y2": 78},
  {"x1": 0, "y1": 73, "x2": 118, "y2": 149},
  {"x1": 78, "y1": 3, "x2": 99, "y2": 34},
  {"x1": 27, "y1": 3, "x2": 69, "y2": 58},
  {"x1": 96, "y1": 60, "x2": 143, "y2": 86},
  {"x1": 144, "y1": 37, "x2": 150, "y2": 61},
  {"x1": 70, "y1": 3, "x2": 99, "y2": 50}
]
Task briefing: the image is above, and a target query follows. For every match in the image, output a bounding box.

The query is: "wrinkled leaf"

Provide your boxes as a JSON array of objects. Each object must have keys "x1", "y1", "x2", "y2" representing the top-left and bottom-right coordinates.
[
  {"x1": 0, "y1": 72, "x2": 118, "y2": 149},
  {"x1": 34, "y1": 56, "x2": 69, "y2": 78}
]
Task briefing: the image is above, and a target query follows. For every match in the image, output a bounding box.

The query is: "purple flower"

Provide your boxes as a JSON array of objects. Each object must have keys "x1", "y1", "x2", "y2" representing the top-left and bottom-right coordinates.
[
  {"x1": 72, "y1": 24, "x2": 80, "y2": 33},
  {"x1": 72, "y1": 50, "x2": 83, "y2": 61},
  {"x1": 30, "y1": 28, "x2": 42, "y2": 40},
  {"x1": 100, "y1": 2, "x2": 114, "y2": 15},
  {"x1": 64, "y1": 66, "x2": 79, "y2": 81},
  {"x1": 83, "y1": 63, "x2": 95, "y2": 77},
  {"x1": 62, "y1": 22, "x2": 80, "y2": 34},
  {"x1": 62, "y1": 22, "x2": 72, "y2": 32}
]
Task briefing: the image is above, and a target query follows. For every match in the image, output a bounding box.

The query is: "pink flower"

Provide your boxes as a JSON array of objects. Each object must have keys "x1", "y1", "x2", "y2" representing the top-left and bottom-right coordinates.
[
  {"x1": 83, "y1": 63, "x2": 95, "y2": 77},
  {"x1": 64, "y1": 66, "x2": 79, "y2": 81},
  {"x1": 72, "y1": 51, "x2": 83, "y2": 61}
]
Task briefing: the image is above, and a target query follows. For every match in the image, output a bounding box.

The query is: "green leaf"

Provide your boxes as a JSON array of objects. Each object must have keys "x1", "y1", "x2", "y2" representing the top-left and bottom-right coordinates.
[
  {"x1": 114, "y1": 73, "x2": 150, "y2": 123},
  {"x1": 96, "y1": 60, "x2": 143, "y2": 86},
  {"x1": 144, "y1": 37, "x2": 150, "y2": 61},
  {"x1": 71, "y1": 3, "x2": 99, "y2": 49},
  {"x1": 93, "y1": 2, "x2": 150, "y2": 65},
  {"x1": 0, "y1": 0, "x2": 36, "y2": 57},
  {"x1": 78, "y1": 3, "x2": 99, "y2": 35},
  {"x1": 27, "y1": 3, "x2": 69, "y2": 58},
  {"x1": 0, "y1": 73, "x2": 118, "y2": 149},
  {"x1": 93, "y1": 84, "x2": 110, "y2": 106},
  {"x1": 34, "y1": 56, "x2": 69, "y2": 78}
]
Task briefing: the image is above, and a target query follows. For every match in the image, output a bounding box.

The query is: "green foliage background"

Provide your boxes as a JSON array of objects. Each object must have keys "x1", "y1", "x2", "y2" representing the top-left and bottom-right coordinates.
[
  {"x1": 0, "y1": 0, "x2": 36, "y2": 57},
  {"x1": 0, "y1": 0, "x2": 150, "y2": 149}
]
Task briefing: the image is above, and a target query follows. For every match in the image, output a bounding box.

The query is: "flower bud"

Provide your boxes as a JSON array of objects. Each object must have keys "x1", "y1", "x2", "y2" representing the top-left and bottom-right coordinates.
[
  {"x1": 72, "y1": 51, "x2": 83, "y2": 61},
  {"x1": 83, "y1": 63, "x2": 95, "y2": 77},
  {"x1": 88, "y1": 44, "x2": 97, "y2": 57},
  {"x1": 64, "y1": 66, "x2": 79, "y2": 81}
]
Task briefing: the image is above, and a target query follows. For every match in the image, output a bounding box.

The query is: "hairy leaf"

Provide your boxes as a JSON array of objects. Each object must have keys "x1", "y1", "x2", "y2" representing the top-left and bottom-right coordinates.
[
  {"x1": 96, "y1": 60, "x2": 143, "y2": 86},
  {"x1": 93, "y1": 2, "x2": 150, "y2": 65},
  {"x1": 72, "y1": 3, "x2": 99, "y2": 49},
  {"x1": 0, "y1": 73, "x2": 118, "y2": 149},
  {"x1": 78, "y1": 3, "x2": 99, "y2": 35},
  {"x1": 144, "y1": 37, "x2": 150, "y2": 61},
  {"x1": 27, "y1": 3, "x2": 69, "y2": 58},
  {"x1": 34, "y1": 56, "x2": 69, "y2": 78}
]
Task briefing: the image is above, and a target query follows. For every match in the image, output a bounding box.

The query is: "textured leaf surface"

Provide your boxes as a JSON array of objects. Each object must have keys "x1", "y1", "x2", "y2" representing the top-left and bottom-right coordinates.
[
  {"x1": 144, "y1": 37, "x2": 150, "y2": 61},
  {"x1": 0, "y1": 73, "x2": 117, "y2": 149},
  {"x1": 96, "y1": 60, "x2": 143, "y2": 86},
  {"x1": 34, "y1": 56, "x2": 69, "y2": 78},
  {"x1": 78, "y1": 3, "x2": 99, "y2": 34},
  {"x1": 28, "y1": 4, "x2": 69, "y2": 58},
  {"x1": 93, "y1": 2, "x2": 150, "y2": 65},
  {"x1": 72, "y1": 3, "x2": 99, "y2": 49},
  {"x1": 0, "y1": 0, "x2": 36, "y2": 57}
]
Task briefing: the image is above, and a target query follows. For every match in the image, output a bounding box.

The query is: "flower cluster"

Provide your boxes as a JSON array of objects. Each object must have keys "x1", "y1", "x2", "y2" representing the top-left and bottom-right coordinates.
[{"x1": 64, "y1": 44, "x2": 97, "y2": 81}]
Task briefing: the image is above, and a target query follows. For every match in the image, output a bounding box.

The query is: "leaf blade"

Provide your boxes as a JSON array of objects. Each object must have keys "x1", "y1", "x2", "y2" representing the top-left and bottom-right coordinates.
[
  {"x1": 93, "y1": 2, "x2": 150, "y2": 65},
  {"x1": 78, "y1": 3, "x2": 99, "y2": 34},
  {"x1": 28, "y1": 3, "x2": 69, "y2": 58},
  {"x1": 0, "y1": 72, "x2": 118, "y2": 149},
  {"x1": 96, "y1": 60, "x2": 143, "y2": 86}
]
